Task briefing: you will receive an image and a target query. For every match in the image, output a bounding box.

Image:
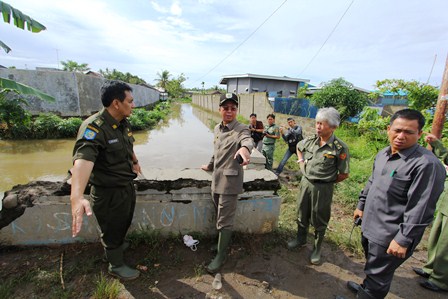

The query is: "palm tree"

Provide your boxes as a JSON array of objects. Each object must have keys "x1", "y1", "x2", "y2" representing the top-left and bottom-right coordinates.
[
  {"x1": 61, "y1": 60, "x2": 90, "y2": 72},
  {"x1": 0, "y1": 1, "x2": 46, "y2": 53},
  {"x1": 155, "y1": 70, "x2": 171, "y2": 89}
]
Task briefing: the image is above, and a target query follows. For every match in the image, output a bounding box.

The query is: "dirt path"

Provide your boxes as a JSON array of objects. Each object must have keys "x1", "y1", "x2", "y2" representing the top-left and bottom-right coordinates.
[{"x1": 0, "y1": 226, "x2": 444, "y2": 299}]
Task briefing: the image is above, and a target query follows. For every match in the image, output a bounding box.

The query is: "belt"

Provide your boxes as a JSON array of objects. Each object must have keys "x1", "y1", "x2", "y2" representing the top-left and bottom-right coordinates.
[{"x1": 305, "y1": 177, "x2": 334, "y2": 184}]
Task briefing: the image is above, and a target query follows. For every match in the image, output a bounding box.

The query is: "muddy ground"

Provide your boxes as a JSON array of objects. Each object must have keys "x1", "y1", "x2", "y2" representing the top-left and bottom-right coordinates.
[
  {"x1": 0, "y1": 228, "x2": 444, "y2": 299},
  {"x1": 0, "y1": 173, "x2": 445, "y2": 299}
]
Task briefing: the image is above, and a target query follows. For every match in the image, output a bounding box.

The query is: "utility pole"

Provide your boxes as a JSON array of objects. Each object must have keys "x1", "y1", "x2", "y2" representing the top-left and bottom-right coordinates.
[{"x1": 431, "y1": 54, "x2": 448, "y2": 139}]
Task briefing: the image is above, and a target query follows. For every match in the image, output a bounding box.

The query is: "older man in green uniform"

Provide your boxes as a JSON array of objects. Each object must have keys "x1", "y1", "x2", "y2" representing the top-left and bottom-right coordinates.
[
  {"x1": 288, "y1": 107, "x2": 349, "y2": 265},
  {"x1": 262, "y1": 114, "x2": 280, "y2": 171},
  {"x1": 201, "y1": 93, "x2": 253, "y2": 273},
  {"x1": 412, "y1": 132, "x2": 448, "y2": 292},
  {"x1": 70, "y1": 80, "x2": 141, "y2": 280}
]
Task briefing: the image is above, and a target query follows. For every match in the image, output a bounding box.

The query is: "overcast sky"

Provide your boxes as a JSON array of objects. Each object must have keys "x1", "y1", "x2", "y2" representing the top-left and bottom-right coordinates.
[{"x1": 1, "y1": 0, "x2": 447, "y2": 90}]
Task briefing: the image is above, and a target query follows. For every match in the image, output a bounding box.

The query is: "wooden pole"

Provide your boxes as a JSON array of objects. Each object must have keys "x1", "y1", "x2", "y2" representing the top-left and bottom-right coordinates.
[{"x1": 431, "y1": 54, "x2": 448, "y2": 139}]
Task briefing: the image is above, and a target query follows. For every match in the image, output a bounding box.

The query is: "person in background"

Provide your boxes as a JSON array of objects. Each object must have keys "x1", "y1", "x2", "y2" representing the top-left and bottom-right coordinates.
[
  {"x1": 288, "y1": 107, "x2": 349, "y2": 266},
  {"x1": 70, "y1": 80, "x2": 141, "y2": 280},
  {"x1": 201, "y1": 93, "x2": 253, "y2": 274},
  {"x1": 412, "y1": 132, "x2": 448, "y2": 293},
  {"x1": 346, "y1": 109, "x2": 445, "y2": 299},
  {"x1": 262, "y1": 114, "x2": 280, "y2": 171},
  {"x1": 249, "y1": 113, "x2": 264, "y2": 152},
  {"x1": 275, "y1": 117, "x2": 303, "y2": 176}
]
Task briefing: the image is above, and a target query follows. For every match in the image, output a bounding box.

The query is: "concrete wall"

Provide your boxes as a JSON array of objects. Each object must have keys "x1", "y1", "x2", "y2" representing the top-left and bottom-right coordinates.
[
  {"x1": 0, "y1": 151, "x2": 277, "y2": 246},
  {"x1": 0, "y1": 69, "x2": 160, "y2": 116},
  {"x1": 192, "y1": 92, "x2": 274, "y2": 121}
]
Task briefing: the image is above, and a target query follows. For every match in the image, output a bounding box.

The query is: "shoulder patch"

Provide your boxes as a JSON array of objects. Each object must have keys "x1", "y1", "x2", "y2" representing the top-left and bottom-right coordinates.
[
  {"x1": 334, "y1": 140, "x2": 342, "y2": 150},
  {"x1": 94, "y1": 118, "x2": 104, "y2": 127},
  {"x1": 87, "y1": 125, "x2": 99, "y2": 133},
  {"x1": 83, "y1": 128, "x2": 97, "y2": 140},
  {"x1": 339, "y1": 153, "x2": 347, "y2": 160}
]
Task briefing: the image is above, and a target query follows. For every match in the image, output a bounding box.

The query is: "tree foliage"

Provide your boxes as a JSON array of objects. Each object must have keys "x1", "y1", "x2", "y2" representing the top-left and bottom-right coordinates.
[
  {"x1": 0, "y1": 1, "x2": 46, "y2": 53},
  {"x1": 98, "y1": 68, "x2": 147, "y2": 85},
  {"x1": 297, "y1": 83, "x2": 309, "y2": 98},
  {"x1": 311, "y1": 78, "x2": 368, "y2": 121},
  {"x1": 357, "y1": 107, "x2": 390, "y2": 151},
  {"x1": 61, "y1": 60, "x2": 90, "y2": 72},
  {"x1": 155, "y1": 70, "x2": 171, "y2": 89},
  {"x1": 0, "y1": 89, "x2": 31, "y2": 135},
  {"x1": 372, "y1": 79, "x2": 439, "y2": 111},
  {"x1": 165, "y1": 73, "x2": 187, "y2": 98}
]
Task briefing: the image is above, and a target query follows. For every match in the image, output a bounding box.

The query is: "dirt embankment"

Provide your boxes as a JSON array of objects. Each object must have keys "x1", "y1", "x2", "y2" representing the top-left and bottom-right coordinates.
[{"x1": 0, "y1": 176, "x2": 442, "y2": 298}]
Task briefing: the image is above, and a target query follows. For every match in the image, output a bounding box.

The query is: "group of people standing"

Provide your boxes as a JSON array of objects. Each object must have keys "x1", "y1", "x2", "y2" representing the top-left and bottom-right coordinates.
[
  {"x1": 69, "y1": 84, "x2": 447, "y2": 299},
  {"x1": 249, "y1": 112, "x2": 303, "y2": 175}
]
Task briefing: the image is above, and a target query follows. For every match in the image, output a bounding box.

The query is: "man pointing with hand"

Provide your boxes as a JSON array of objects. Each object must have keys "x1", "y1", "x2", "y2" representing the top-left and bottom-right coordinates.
[{"x1": 70, "y1": 80, "x2": 141, "y2": 280}]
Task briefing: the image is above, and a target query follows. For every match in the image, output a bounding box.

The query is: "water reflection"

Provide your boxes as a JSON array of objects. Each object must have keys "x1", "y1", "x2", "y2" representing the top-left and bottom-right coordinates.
[
  {"x1": 134, "y1": 104, "x2": 215, "y2": 171},
  {"x1": 0, "y1": 140, "x2": 73, "y2": 197},
  {"x1": 0, "y1": 103, "x2": 218, "y2": 197}
]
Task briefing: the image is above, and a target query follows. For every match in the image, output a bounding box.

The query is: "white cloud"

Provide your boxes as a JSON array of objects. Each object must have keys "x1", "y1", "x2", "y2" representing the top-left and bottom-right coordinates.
[
  {"x1": 3, "y1": 0, "x2": 447, "y2": 89},
  {"x1": 170, "y1": 1, "x2": 182, "y2": 16},
  {"x1": 151, "y1": 1, "x2": 168, "y2": 14}
]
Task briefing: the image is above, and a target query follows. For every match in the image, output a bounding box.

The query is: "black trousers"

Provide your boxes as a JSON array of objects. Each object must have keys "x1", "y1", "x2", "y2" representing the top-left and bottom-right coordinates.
[
  {"x1": 90, "y1": 182, "x2": 136, "y2": 249},
  {"x1": 361, "y1": 235, "x2": 413, "y2": 299}
]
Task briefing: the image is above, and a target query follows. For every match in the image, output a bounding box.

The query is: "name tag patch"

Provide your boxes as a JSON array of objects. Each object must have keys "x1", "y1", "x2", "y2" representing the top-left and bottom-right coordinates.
[{"x1": 108, "y1": 138, "x2": 119, "y2": 144}]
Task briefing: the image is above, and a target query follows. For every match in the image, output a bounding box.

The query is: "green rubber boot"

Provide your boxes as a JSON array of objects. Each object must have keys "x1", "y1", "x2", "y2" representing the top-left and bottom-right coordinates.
[
  {"x1": 287, "y1": 225, "x2": 308, "y2": 250},
  {"x1": 102, "y1": 241, "x2": 130, "y2": 263},
  {"x1": 106, "y1": 247, "x2": 140, "y2": 280},
  {"x1": 206, "y1": 229, "x2": 232, "y2": 274},
  {"x1": 310, "y1": 232, "x2": 325, "y2": 265}
]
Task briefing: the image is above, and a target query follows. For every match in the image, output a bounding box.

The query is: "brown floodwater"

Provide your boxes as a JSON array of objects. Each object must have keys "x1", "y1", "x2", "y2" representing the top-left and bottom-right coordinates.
[{"x1": 0, "y1": 103, "x2": 220, "y2": 205}]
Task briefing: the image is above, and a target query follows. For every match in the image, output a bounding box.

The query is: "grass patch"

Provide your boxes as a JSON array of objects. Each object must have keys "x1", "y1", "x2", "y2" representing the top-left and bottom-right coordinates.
[
  {"x1": 0, "y1": 280, "x2": 14, "y2": 299},
  {"x1": 92, "y1": 272, "x2": 122, "y2": 299}
]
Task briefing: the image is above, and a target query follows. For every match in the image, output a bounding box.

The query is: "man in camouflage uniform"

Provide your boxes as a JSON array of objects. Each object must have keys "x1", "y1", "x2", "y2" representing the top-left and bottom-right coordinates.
[
  {"x1": 412, "y1": 132, "x2": 448, "y2": 293},
  {"x1": 70, "y1": 80, "x2": 141, "y2": 280},
  {"x1": 262, "y1": 113, "x2": 280, "y2": 171},
  {"x1": 288, "y1": 107, "x2": 349, "y2": 265}
]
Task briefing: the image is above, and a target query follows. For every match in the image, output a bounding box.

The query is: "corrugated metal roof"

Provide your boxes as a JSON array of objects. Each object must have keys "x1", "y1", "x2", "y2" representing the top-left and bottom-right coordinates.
[{"x1": 220, "y1": 73, "x2": 310, "y2": 84}]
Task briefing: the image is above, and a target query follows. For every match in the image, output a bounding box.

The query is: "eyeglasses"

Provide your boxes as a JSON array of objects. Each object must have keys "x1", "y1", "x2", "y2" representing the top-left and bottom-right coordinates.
[{"x1": 221, "y1": 106, "x2": 237, "y2": 112}]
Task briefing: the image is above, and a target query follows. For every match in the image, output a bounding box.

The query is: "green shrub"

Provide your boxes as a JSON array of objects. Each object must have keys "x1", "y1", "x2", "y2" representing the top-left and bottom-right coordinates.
[
  {"x1": 32, "y1": 113, "x2": 64, "y2": 139},
  {"x1": 129, "y1": 108, "x2": 156, "y2": 130},
  {"x1": 57, "y1": 117, "x2": 83, "y2": 138},
  {"x1": 0, "y1": 91, "x2": 32, "y2": 139},
  {"x1": 8, "y1": 123, "x2": 33, "y2": 139}
]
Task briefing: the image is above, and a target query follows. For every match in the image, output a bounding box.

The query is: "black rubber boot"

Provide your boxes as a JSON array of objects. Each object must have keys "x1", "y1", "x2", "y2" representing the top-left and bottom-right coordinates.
[
  {"x1": 287, "y1": 225, "x2": 308, "y2": 249},
  {"x1": 106, "y1": 247, "x2": 140, "y2": 280},
  {"x1": 357, "y1": 287, "x2": 375, "y2": 299},
  {"x1": 206, "y1": 229, "x2": 232, "y2": 274}
]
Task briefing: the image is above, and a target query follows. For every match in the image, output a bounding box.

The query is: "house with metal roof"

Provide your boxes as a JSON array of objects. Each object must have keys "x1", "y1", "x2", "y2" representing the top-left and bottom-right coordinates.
[{"x1": 219, "y1": 73, "x2": 309, "y2": 98}]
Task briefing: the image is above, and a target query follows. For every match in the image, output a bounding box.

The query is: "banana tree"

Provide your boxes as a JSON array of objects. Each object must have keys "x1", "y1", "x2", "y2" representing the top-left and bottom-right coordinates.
[
  {"x1": 0, "y1": 1, "x2": 46, "y2": 53},
  {"x1": 0, "y1": 1, "x2": 53, "y2": 103},
  {"x1": 0, "y1": 77, "x2": 55, "y2": 102}
]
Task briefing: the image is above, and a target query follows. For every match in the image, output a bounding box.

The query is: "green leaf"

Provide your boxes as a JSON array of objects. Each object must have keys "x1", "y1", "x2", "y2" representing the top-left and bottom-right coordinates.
[
  {"x1": 0, "y1": 40, "x2": 11, "y2": 53},
  {"x1": 0, "y1": 77, "x2": 55, "y2": 102},
  {"x1": 0, "y1": 1, "x2": 46, "y2": 32}
]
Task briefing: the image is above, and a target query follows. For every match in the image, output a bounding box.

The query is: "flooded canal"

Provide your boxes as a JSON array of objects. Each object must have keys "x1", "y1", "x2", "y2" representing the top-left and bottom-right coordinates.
[{"x1": 0, "y1": 103, "x2": 221, "y2": 200}]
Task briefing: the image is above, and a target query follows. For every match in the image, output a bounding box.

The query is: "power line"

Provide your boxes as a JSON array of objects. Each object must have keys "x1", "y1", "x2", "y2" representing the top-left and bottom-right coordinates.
[
  {"x1": 194, "y1": 0, "x2": 288, "y2": 84},
  {"x1": 426, "y1": 54, "x2": 437, "y2": 84},
  {"x1": 299, "y1": 0, "x2": 355, "y2": 77}
]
